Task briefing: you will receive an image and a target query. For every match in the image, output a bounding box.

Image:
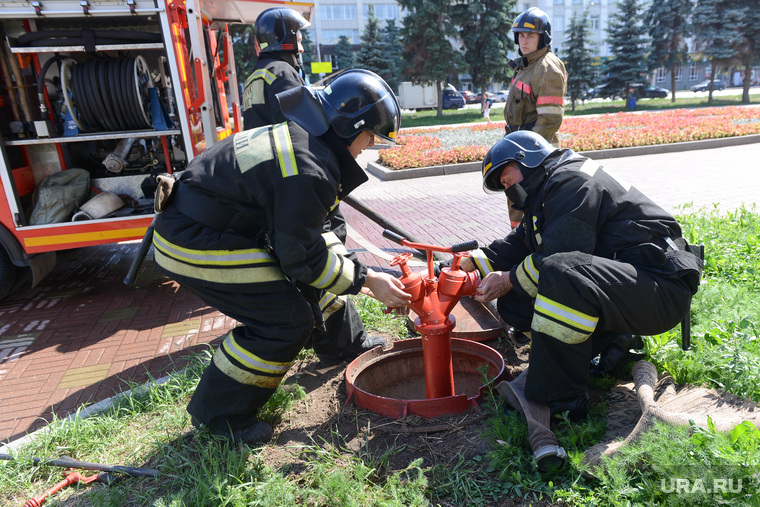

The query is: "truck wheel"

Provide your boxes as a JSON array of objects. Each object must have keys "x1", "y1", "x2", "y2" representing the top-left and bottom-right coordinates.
[{"x1": 0, "y1": 248, "x2": 19, "y2": 301}]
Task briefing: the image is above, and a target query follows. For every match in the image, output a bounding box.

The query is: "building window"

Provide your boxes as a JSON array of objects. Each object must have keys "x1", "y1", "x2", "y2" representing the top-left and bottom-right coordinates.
[
  {"x1": 590, "y1": 16, "x2": 599, "y2": 29},
  {"x1": 554, "y1": 15, "x2": 564, "y2": 32},
  {"x1": 321, "y1": 29, "x2": 360, "y2": 44},
  {"x1": 320, "y1": 4, "x2": 357, "y2": 21},
  {"x1": 554, "y1": 0, "x2": 564, "y2": 4},
  {"x1": 363, "y1": 4, "x2": 399, "y2": 20},
  {"x1": 656, "y1": 67, "x2": 666, "y2": 83},
  {"x1": 689, "y1": 62, "x2": 699, "y2": 81},
  {"x1": 327, "y1": 55, "x2": 338, "y2": 69},
  {"x1": 674, "y1": 66, "x2": 682, "y2": 82}
]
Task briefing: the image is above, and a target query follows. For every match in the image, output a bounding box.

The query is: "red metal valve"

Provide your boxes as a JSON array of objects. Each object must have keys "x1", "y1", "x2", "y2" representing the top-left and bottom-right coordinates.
[{"x1": 383, "y1": 231, "x2": 481, "y2": 399}]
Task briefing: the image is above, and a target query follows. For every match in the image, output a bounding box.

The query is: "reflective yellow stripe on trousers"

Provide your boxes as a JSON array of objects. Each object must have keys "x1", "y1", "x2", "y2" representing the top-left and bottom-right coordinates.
[
  {"x1": 531, "y1": 294, "x2": 598, "y2": 344},
  {"x1": 213, "y1": 332, "x2": 293, "y2": 389}
]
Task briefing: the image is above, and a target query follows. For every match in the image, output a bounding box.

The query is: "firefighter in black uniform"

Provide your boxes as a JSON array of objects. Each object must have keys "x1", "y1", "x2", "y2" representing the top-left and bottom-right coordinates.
[
  {"x1": 462, "y1": 131, "x2": 702, "y2": 419},
  {"x1": 242, "y1": 7, "x2": 310, "y2": 130},
  {"x1": 243, "y1": 6, "x2": 374, "y2": 363},
  {"x1": 152, "y1": 70, "x2": 410, "y2": 444}
]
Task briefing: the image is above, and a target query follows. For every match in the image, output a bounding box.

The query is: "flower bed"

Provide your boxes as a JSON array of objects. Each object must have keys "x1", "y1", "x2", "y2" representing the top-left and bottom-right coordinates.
[{"x1": 378, "y1": 106, "x2": 760, "y2": 170}]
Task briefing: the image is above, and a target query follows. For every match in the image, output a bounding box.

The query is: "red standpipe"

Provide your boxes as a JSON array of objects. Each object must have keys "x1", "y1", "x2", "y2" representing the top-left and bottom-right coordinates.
[{"x1": 385, "y1": 232, "x2": 481, "y2": 399}]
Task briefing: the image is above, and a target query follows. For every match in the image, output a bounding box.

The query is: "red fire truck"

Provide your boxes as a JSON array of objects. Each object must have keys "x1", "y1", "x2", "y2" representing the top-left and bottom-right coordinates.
[{"x1": 0, "y1": 0, "x2": 312, "y2": 299}]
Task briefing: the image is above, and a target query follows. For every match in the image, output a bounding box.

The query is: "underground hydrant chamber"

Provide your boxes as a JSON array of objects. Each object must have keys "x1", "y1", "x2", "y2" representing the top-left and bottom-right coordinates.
[
  {"x1": 345, "y1": 231, "x2": 510, "y2": 420},
  {"x1": 345, "y1": 337, "x2": 507, "y2": 419}
]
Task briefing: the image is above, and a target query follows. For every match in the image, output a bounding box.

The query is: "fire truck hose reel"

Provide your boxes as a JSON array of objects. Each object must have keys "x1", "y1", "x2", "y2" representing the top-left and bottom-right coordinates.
[{"x1": 61, "y1": 56, "x2": 152, "y2": 133}]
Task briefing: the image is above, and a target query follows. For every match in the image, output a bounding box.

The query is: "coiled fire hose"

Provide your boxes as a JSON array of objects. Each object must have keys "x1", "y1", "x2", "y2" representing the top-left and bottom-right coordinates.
[{"x1": 61, "y1": 56, "x2": 153, "y2": 132}]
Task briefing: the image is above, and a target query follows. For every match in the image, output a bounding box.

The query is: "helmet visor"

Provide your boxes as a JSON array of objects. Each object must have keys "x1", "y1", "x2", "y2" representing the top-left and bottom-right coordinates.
[
  {"x1": 483, "y1": 160, "x2": 507, "y2": 194},
  {"x1": 372, "y1": 92, "x2": 400, "y2": 146}
]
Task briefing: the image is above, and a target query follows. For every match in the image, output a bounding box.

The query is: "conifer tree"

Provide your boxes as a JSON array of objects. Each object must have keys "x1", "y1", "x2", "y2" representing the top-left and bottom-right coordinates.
[
  {"x1": 230, "y1": 24, "x2": 257, "y2": 80},
  {"x1": 382, "y1": 20, "x2": 404, "y2": 93},
  {"x1": 644, "y1": 0, "x2": 692, "y2": 102},
  {"x1": 604, "y1": 0, "x2": 649, "y2": 103},
  {"x1": 357, "y1": 6, "x2": 390, "y2": 80},
  {"x1": 692, "y1": 0, "x2": 739, "y2": 103},
  {"x1": 564, "y1": 9, "x2": 596, "y2": 110},
  {"x1": 300, "y1": 28, "x2": 317, "y2": 84},
  {"x1": 397, "y1": 0, "x2": 463, "y2": 115},
  {"x1": 335, "y1": 35, "x2": 355, "y2": 70},
  {"x1": 732, "y1": 0, "x2": 760, "y2": 102},
  {"x1": 454, "y1": 0, "x2": 516, "y2": 94}
]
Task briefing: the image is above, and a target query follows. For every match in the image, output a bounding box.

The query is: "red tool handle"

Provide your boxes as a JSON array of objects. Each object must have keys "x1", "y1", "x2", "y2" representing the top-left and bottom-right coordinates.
[
  {"x1": 23, "y1": 472, "x2": 84, "y2": 507},
  {"x1": 22, "y1": 471, "x2": 107, "y2": 507}
]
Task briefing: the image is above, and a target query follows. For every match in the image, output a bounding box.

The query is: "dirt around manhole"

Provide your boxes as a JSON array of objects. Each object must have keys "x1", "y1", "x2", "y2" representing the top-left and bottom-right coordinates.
[{"x1": 262, "y1": 333, "x2": 530, "y2": 480}]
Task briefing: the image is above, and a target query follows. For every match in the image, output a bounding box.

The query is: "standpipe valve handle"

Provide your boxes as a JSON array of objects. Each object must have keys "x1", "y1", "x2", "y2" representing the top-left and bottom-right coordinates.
[{"x1": 382, "y1": 229, "x2": 479, "y2": 279}]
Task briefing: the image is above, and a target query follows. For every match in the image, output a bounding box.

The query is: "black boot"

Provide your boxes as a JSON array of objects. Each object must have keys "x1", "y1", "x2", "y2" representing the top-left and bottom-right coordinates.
[
  {"x1": 192, "y1": 416, "x2": 273, "y2": 445},
  {"x1": 547, "y1": 393, "x2": 589, "y2": 421},
  {"x1": 318, "y1": 335, "x2": 389, "y2": 364},
  {"x1": 590, "y1": 334, "x2": 644, "y2": 377}
]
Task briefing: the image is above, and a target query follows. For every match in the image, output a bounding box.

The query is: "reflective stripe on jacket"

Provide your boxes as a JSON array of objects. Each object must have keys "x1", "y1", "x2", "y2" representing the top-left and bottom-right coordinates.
[
  {"x1": 241, "y1": 53, "x2": 303, "y2": 130},
  {"x1": 153, "y1": 121, "x2": 369, "y2": 294}
]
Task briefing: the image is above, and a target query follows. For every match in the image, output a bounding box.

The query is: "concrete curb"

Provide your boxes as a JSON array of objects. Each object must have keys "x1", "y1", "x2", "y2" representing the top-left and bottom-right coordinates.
[{"x1": 366, "y1": 133, "x2": 760, "y2": 181}]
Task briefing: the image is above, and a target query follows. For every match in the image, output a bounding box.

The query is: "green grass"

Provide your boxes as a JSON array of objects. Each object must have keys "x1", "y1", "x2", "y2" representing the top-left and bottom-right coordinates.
[
  {"x1": 2, "y1": 208, "x2": 760, "y2": 506},
  {"x1": 645, "y1": 204, "x2": 760, "y2": 401},
  {"x1": 400, "y1": 91, "x2": 760, "y2": 128}
]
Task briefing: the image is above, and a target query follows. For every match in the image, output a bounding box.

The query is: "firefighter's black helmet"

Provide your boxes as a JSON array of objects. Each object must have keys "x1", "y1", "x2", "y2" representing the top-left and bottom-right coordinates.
[
  {"x1": 512, "y1": 7, "x2": 552, "y2": 50},
  {"x1": 255, "y1": 7, "x2": 310, "y2": 54},
  {"x1": 482, "y1": 131, "x2": 555, "y2": 193},
  {"x1": 277, "y1": 69, "x2": 400, "y2": 145}
]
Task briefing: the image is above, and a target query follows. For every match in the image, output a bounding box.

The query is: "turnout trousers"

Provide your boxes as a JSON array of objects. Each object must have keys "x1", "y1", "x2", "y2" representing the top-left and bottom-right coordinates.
[
  {"x1": 183, "y1": 280, "x2": 365, "y2": 433},
  {"x1": 496, "y1": 252, "x2": 693, "y2": 404}
]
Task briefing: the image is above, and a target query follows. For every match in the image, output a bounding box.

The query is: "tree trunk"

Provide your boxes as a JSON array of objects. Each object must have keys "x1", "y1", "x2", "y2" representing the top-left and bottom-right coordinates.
[
  {"x1": 742, "y1": 62, "x2": 752, "y2": 103},
  {"x1": 436, "y1": 81, "x2": 443, "y2": 117}
]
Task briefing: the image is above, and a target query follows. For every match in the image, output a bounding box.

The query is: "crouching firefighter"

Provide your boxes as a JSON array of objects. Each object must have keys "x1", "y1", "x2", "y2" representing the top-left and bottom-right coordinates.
[
  {"x1": 152, "y1": 69, "x2": 411, "y2": 445},
  {"x1": 460, "y1": 130, "x2": 702, "y2": 427}
]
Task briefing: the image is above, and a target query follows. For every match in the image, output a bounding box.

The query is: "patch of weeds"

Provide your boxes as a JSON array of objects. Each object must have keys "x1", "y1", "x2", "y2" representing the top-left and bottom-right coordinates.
[
  {"x1": 353, "y1": 294, "x2": 410, "y2": 337},
  {"x1": 648, "y1": 319, "x2": 760, "y2": 402},
  {"x1": 293, "y1": 435, "x2": 429, "y2": 506},
  {"x1": 143, "y1": 430, "x2": 267, "y2": 506},
  {"x1": 643, "y1": 206, "x2": 760, "y2": 402},
  {"x1": 677, "y1": 204, "x2": 760, "y2": 291},
  {"x1": 255, "y1": 382, "x2": 307, "y2": 428},
  {"x1": 590, "y1": 419, "x2": 760, "y2": 506},
  {"x1": 428, "y1": 453, "x2": 508, "y2": 505}
]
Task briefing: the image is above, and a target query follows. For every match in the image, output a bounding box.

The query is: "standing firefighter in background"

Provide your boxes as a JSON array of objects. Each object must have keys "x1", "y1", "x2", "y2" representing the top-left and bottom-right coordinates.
[
  {"x1": 460, "y1": 131, "x2": 701, "y2": 466},
  {"x1": 242, "y1": 7, "x2": 310, "y2": 130},
  {"x1": 504, "y1": 7, "x2": 567, "y2": 228},
  {"x1": 152, "y1": 70, "x2": 411, "y2": 445}
]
